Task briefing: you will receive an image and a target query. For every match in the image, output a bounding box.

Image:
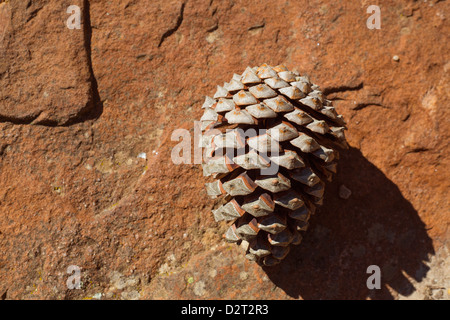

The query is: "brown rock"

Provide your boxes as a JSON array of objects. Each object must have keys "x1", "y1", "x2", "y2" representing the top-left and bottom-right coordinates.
[{"x1": 0, "y1": 0, "x2": 96, "y2": 125}]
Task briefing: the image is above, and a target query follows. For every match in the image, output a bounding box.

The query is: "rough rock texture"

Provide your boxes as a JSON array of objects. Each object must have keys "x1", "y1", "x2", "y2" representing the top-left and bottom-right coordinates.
[
  {"x1": 0, "y1": 0, "x2": 448, "y2": 300},
  {"x1": 0, "y1": 0, "x2": 97, "y2": 125}
]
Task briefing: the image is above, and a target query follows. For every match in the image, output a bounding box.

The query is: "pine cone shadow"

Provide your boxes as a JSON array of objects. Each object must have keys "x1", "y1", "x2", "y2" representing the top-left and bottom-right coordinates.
[{"x1": 262, "y1": 147, "x2": 434, "y2": 299}]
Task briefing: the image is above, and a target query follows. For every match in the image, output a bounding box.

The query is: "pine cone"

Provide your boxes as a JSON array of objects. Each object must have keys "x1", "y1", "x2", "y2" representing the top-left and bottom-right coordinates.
[{"x1": 199, "y1": 64, "x2": 348, "y2": 266}]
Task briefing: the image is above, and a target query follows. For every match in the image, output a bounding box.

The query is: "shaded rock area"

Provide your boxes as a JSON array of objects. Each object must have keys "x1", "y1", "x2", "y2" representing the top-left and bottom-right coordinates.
[{"x1": 0, "y1": 0, "x2": 448, "y2": 299}]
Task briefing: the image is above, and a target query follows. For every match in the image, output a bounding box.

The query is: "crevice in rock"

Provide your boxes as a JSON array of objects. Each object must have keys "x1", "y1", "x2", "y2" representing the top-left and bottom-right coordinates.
[
  {"x1": 0, "y1": 0, "x2": 103, "y2": 127},
  {"x1": 63, "y1": 0, "x2": 103, "y2": 126},
  {"x1": 0, "y1": 143, "x2": 8, "y2": 157},
  {"x1": 0, "y1": 111, "x2": 49, "y2": 126},
  {"x1": 0, "y1": 115, "x2": 31, "y2": 125},
  {"x1": 158, "y1": 2, "x2": 186, "y2": 48},
  {"x1": 322, "y1": 82, "x2": 364, "y2": 95},
  {"x1": 26, "y1": 6, "x2": 43, "y2": 23},
  {"x1": 353, "y1": 103, "x2": 389, "y2": 111},
  {"x1": 248, "y1": 22, "x2": 265, "y2": 31},
  {"x1": 406, "y1": 147, "x2": 430, "y2": 154},
  {"x1": 206, "y1": 23, "x2": 218, "y2": 32}
]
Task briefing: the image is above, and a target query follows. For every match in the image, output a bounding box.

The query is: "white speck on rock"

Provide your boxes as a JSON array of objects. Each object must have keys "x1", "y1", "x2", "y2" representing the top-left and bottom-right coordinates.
[
  {"x1": 239, "y1": 271, "x2": 249, "y2": 280},
  {"x1": 168, "y1": 253, "x2": 176, "y2": 263},
  {"x1": 158, "y1": 263, "x2": 171, "y2": 274},
  {"x1": 193, "y1": 281, "x2": 207, "y2": 297},
  {"x1": 137, "y1": 152, "x2": 147, "y2": 159},
  {"x1": 209, "y1": 269, "x2": 217, "y2": 278},
  {"x1": 121, "y1": 290, "x2": 140, "y2": 300},
  {"x1": 110, "y1": 271, "x2": 139, "y2": 290},
  {"x1": 92, "y1": 293, "x2": 102, "y2": 300}
]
